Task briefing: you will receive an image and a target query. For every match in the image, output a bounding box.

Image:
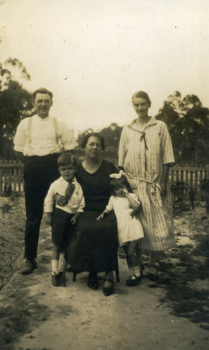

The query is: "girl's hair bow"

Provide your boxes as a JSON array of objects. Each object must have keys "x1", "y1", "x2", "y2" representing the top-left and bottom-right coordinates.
[{"x1": 109, "y1": 170, "x2": 124, "y2": 179}]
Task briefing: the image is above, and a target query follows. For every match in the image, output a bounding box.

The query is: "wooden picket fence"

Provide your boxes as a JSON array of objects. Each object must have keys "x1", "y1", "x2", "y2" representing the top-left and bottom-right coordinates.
[
  {"x1": 170, "y1": 164, "x2": 209, "y2": 191},
  {"x1": 0, "y1": 160, "x2": 24, "y2": 193},
  {"x1": 0, "y1": 160, "x2": 209, "y2": 194}
]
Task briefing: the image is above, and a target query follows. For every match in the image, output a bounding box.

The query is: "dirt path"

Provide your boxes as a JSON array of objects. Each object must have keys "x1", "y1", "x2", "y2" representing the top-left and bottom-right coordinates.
[{"x1": 0, "y1": 199, "x2": 209, "y2": 350}]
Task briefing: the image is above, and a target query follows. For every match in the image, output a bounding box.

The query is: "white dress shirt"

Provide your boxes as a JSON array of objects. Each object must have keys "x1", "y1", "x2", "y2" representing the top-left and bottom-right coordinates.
[
  {"x1": 14, "y1": 114, "x2": 75, "y2": 156},
  {"x1": 44, "y1": 177, "x2": 85, "y2": 214}
]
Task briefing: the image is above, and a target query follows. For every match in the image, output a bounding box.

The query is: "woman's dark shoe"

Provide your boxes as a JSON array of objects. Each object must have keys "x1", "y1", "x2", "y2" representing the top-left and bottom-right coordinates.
[
  {"x1": 126, "y1": 274, "x2": 139, "y2": 286},
  {"x1": 103, "y1": 278, "x2": 114, "y2": 296},
  {"x1": 52, "y1": 273, "x2": 60, "y2": 287},
  {"x1": 88, "y1": 273, "x2": 98, "y2": 290},
  {"x1": 59, "y1": 272, "x2": 66, "y2": 287},
  {"x1": 66, "y1": 265, "x2": 73, "y2": 272},
  {"x1": 148, "y1": 265, "x2": 159, "y2": 281}
]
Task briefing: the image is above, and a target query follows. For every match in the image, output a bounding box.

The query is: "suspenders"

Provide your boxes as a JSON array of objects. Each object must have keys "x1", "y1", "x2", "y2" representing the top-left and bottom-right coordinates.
[
  {"x1": 27, "y1": 117, "x2": 64, "y2": 152},
  {"x1": 52, "y1": 117, "x2": 63, "y2": 151},
  {"x1": 27, "y1": 117, "x2": 33, "y2": 145}
]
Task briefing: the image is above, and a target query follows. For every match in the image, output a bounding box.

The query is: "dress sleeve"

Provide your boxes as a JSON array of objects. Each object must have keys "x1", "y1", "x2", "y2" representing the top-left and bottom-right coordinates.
[
  {"x1": 59, "y1": 120, "x2": 76, "y2": 151},
  {"x1": 77, "y1": 186, "x2": 85, "y2": 213},
  {"x1": 110, "y1": 162, "x2": 119, "y2": 174},
  {"x1": 106, "y1": 196, "x2": 114, "y2": 211},
  {"x1": 161, "y1": 123, "x2": 175, "y2": 166},
  {"x1": 129, "y1": 193, "x2": 140, "y2": 204},
  {"x1": 118, "y1": 126, "x2": 128, "y2": 168},
  {"x1": 13, "y1": 119, "x2": 28, "y2": 153}
]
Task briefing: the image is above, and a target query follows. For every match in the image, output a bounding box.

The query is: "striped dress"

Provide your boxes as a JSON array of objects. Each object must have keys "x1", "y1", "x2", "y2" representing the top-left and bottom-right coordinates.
[{"x1": 118, "y1": 117, "x2": 176, "y2": 251}]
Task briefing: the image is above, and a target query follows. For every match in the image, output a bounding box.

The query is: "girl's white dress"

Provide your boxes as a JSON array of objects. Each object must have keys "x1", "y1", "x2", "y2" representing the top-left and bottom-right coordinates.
[{"x1": 106, "y1": 194, "x2": 144, "y2": 246}]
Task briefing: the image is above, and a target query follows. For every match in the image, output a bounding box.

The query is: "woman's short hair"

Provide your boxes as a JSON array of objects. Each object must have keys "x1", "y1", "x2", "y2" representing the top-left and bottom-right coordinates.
[
  {"x1": 81, "y1": 133, "x2": 105, "y2": 150},
  {"x1": 33, "y1": 88, "x2": 53, "y2": 101},
  {"x1": 57, "y1": 151, "x2": 77, "y2": 167},
  {"x1": 110, "y1": 174, "x2": 133, "y2": 195},
  {"x1": 132, "y1": 91, "x2": 151, "y2": 107}
]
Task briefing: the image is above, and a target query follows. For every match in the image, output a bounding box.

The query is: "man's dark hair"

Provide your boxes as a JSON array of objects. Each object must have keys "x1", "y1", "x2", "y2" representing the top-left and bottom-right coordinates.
[{"x1": 33, "y1": 88, "x2": 53, "y2": 100}]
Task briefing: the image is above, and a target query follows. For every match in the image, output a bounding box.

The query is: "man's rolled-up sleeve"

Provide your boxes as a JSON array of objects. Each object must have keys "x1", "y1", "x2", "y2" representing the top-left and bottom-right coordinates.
[
  {"x1": 13, "y1": 119, "x2": 27, "y2": 153},
  {"x1": 59, "y1": 121, "x2": 76, "y2": 150}
]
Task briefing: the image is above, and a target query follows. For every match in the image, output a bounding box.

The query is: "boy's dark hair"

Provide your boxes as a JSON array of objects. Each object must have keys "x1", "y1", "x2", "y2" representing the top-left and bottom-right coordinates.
[
  {"x1": 81, "y1": 132, "x2": 105, "y2": 150},
  {"x1": 33, "y1": 88, "x2": 53, "y2": 100},
  {"x1": 110, "y1": 174, "x2": 133, "y2": 196},
  {"x1": 57, "y1": 151, "x2": 77, "y2": 167}
]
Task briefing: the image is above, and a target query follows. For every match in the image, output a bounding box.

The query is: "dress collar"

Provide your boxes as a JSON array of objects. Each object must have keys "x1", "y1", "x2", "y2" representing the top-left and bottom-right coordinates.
[
  {"x1": 61, "y1": 176, "x2": 76, "y2": 185},
  {"x1": 34, "y1": 114, "x2": 51, "y2": 122},
  {"x1": 128, "y1": 117, "x2": 157, "y2": 133}
]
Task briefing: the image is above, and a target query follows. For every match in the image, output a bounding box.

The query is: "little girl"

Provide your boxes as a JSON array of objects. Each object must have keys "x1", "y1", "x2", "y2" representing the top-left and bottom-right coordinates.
[{"x1": 97, "y1": 173, "x2": 144, "y2": 286}]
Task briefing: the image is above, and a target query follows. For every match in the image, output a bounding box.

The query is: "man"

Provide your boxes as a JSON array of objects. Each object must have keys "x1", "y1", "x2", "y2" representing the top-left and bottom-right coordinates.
[{"x1": 14, "y1": 88, "x2": 75, "y2": 274}]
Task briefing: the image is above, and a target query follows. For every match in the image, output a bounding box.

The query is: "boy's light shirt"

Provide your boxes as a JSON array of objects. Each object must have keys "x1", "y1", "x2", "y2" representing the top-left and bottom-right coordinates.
[{"x1": 44, "y1": 177, "x2": 85, "y2": 214}]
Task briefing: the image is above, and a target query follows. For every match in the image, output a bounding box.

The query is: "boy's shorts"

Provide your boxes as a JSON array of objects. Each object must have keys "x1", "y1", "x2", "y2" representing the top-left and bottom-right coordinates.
[{"x1": 51, "y1": 208, "x2": 75, "y2": 249}]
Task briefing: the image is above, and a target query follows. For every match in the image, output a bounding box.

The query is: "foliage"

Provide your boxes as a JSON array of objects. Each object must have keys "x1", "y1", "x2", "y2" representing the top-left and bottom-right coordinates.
[
  {"x1": 77, "y1": 128, "x2": 94, "y2": 148},
  {"x1": 2, "y1": 58, "x2": 31, "y2": 82},
  {"x1": 0, "y1": 59, "x2": 33, "y2": 159},
  {"x1": 188, "y1": 186, "x2": 197, "y2": 210},
  {"x1": 3, "y1": 183, "x2": 12, "y2": 197},
  {"x1": 99, "y1": 123, "x2": 123, "y2": 151},
  {"x1": 170, "y1": 181, "x2": 190, "y2": 214},
  {"x1": 200, "y1": 179, "x2": 209, "y2": 214},
  {"x1": 156, "y1": 91, "x2": 209, "y2": 164},
  {"x1": 199, "y1": 179, "x2": 209, "y2": 194},
  {"x1": 77, "y1": 123, "x2": 123, "y2": 152}
]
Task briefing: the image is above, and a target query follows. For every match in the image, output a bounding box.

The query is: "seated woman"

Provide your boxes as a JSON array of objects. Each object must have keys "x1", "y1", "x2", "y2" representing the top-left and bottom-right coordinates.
[{"x1": 66, "y1": 133, "x2": 119, "y2": 296}]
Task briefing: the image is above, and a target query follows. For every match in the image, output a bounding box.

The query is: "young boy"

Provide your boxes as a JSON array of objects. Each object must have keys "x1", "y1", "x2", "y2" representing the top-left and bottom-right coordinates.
[{"x1": 44, "y1": 151, "x2": 85, "y2": 287}]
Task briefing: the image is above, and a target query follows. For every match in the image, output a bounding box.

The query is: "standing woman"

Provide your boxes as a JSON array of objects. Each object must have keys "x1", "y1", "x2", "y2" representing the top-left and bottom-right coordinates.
[
  {"x1": 66, "y1": 133, "x2": 119, "y2": 296},
  {"x1": 118, "y1": 91, "x2": 175, "y2": 281}
]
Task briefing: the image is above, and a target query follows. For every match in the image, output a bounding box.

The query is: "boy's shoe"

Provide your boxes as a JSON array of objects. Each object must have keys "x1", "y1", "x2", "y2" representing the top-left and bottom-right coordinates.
[
  {"x1": 21, "y1": 259, "x2": 37, "y2": 275},
  {"x1": 136, "y1": 265, "x2": 144, "y2": 283},
  {"x1": 52, "y1": 273, "x2": 60, "y2": 287}
]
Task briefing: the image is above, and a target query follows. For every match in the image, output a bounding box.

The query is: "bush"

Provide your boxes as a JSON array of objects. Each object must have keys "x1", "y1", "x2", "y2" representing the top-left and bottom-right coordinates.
[
  {"x1": 170, "y1": 181, "x2": 190, "y2": 214},
  {"x1": 200, "y1": 179, "x2": 209, "y2": 214}
]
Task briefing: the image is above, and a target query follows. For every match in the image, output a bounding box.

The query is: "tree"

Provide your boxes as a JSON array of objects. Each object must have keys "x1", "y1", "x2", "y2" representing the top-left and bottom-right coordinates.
[
  {"x1": 156, "y1": 91, "x2": 209, "y2": 164},
  {"x1": 77, "y1": 128, "x2": 94, "y2": 148},
  {"x1": 2, "y1": 58, "x2": 30, "y2": 83},
  {"x1": 100, "y1": 123, "x2": 123, "y2": 151},
  {"x1": 0, "y1": 59, "x2": 33, "y2": 158}
]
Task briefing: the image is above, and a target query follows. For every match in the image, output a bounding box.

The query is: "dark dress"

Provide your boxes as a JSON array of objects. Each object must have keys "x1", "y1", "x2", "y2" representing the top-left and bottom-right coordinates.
[{"x1": 66, "y1": 159, "x2": 119, "y2": 273}]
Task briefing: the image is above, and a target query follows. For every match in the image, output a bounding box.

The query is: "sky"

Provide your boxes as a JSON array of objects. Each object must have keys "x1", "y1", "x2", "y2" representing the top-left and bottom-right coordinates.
[{"x1": 1, "y1": 0, "x2": 209, "y2": 135}]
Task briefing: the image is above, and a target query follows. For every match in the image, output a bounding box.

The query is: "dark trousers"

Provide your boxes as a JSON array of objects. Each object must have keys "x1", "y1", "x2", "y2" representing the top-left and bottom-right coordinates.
[{"x1": 24, "y1": 154, "x2": 60, "y2": 260}]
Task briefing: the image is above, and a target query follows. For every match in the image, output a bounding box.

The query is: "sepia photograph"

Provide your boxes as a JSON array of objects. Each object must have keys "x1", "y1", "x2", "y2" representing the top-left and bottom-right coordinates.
[{"x1": 0, "y1": 1, "x2": 209, "y2": 349}]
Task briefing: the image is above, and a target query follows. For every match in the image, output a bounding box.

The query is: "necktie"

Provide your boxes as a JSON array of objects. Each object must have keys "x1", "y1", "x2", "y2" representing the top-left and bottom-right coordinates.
[{"x1": 65, "y1": 182, "x2": 75, "y2": 201}]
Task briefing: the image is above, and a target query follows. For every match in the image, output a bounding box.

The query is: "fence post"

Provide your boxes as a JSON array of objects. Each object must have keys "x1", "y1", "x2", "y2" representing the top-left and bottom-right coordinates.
[
  {"x1": 206, "y1": 164, "x2": 209, "y2": 180},
  {"x1": 0, "y1": 160, "x2": 2, "y2": 192}
]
